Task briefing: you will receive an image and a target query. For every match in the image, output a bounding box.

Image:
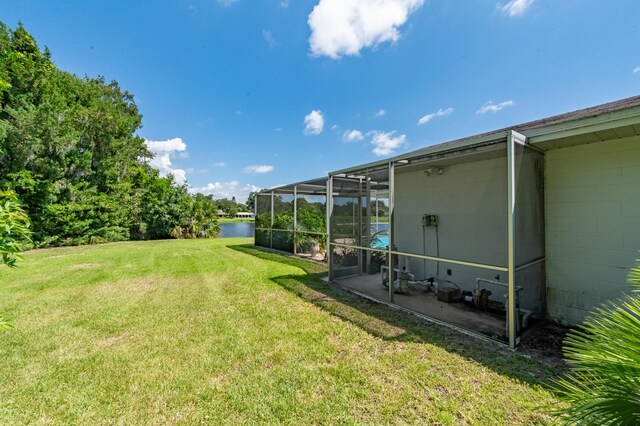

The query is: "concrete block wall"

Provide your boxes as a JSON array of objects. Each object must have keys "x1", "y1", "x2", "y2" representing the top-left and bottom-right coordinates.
[
  {"x1": 394, "y1": 156, "x2": 507, "y2": 284},
  {"x1": 393, "y1": 152, "x2": 545, "y2": 315},
  {"x1": 545, "y1": 135, "x2": 640, "y2": 324}
]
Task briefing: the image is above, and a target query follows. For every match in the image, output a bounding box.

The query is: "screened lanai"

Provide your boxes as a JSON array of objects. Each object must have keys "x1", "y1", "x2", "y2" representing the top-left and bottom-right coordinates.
[
  {"x1": 254, "y1": 131, "x2": 545, "y2": 348},
  {"x1": 254, "y1": 177, "x2": 328, "y2": 261},
  {"x1": 327, "y1": 131, "x2": 545, "y2": 348}
]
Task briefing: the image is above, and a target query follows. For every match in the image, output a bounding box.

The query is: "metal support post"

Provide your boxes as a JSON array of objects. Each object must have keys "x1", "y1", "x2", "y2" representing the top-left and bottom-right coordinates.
[
  {"x1": 254, "y1": 193, "x2": 258, "y2": 241},
  {"x1": 358, "y1": 177, "x2": 363, "y2": 276},
  {"x1": 327, "y1": 177, "x2": 334, "y2": 281},
  {"x1": 365, "y1": 177, "x2": 372, "y2": 275},
  {"x1": 293, "y1": 185, "x2": 297, "y2": 255},
  {"x1": 270, "y1": 190, "x2": 275, "y2": 249},
  {"x1": 507, "y1": 130, "x2": 526, "y2": 349},
  {"x1": 388, "y1": 161, "x2": 395, "y2": 303}
]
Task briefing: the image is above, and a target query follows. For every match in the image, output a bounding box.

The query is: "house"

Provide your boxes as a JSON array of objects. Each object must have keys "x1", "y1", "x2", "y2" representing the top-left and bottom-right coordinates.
[
  {"x1": 254, "y1": 95, "x2": 640, "y2": 348},
  {"x1": 235, "y1": 212, "x2": 254, "y2": 219}
]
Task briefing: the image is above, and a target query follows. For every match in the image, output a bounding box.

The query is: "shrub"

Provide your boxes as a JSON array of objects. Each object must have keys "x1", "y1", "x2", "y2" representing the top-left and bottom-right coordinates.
[{"x1": 0, "y1": 189, "x2": 32, "y2": 267}]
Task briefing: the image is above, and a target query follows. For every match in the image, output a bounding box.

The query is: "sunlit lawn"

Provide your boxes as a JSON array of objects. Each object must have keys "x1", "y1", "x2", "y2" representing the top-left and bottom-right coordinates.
[
  {"x1": 0, "y1": 238, "x2": 559, "y2": 424},
  {"x1": 218, "y1": 218, "x2": 254, "y2": 223}
]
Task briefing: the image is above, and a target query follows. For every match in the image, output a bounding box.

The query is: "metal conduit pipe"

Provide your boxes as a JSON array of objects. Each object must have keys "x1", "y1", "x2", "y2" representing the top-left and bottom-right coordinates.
[
  {"x1": 380, "y1": 266, "x2": 415, "y2": 284},
  {"x1": 476, "y1": 278, "x2": 513, "y2": 294},
  {"x1": 475, "y1": 278, "x2": 529, "y2": 336}
]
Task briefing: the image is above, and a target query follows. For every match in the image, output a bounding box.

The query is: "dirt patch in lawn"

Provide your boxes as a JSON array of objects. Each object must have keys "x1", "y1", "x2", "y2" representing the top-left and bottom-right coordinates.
[
  {"x1": 46, "y1": 254, "x2": 76, "y2": 259},
  {"x1": 69, "y1": 263, "x2": 102, "y2": 270},
  {"x1": 97, "y1": 332, "x2": 131, "y2": 349},
  {"x1": 93, "y1": 276, "x2": 174, "y2": 298}
]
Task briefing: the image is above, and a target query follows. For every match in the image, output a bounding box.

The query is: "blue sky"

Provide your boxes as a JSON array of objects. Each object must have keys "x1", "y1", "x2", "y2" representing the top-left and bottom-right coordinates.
[{"x1": 3, "y1": 0, "x2": 640, "y2": 201}]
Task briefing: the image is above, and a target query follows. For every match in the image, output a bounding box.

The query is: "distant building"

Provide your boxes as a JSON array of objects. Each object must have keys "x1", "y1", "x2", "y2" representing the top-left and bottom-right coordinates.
[
  {"x1": 236, "y1": 212, "x2": 254, "y2": 219},
  {"x1": 216, "y1": 210, "x2": 228, "y2": 218}
]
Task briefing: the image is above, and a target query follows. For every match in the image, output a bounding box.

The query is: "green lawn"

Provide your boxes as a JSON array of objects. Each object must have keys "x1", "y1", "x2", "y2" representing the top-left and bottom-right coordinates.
[
  {"x1": 0, "y1": 238, "x2": 560, "y2": 424},
  {"x1": 218, "y1": 217, "x2": 254, "y2": 223}
]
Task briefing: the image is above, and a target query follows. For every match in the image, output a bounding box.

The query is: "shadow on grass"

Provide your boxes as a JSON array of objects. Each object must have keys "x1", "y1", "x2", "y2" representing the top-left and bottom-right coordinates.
[{"x1": 228, "y1": 244, "x2": 565, "y2": 387}]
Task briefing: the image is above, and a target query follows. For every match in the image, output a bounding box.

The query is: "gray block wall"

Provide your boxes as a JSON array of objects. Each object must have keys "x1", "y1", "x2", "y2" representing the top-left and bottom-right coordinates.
[
  {"x1": 394, "y1": 157, "x2": 507, "y2": 276},
  {"x1": 545, "y1": 136, "x2": 640, "y2": 324},
  {"x1": 393, "y1": 152, "x2": 545, "y2": 314}
]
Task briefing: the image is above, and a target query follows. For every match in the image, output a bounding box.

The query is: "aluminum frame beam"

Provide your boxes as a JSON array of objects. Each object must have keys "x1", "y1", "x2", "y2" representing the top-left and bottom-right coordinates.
[{"x1": 507, "y1": 130, "x2": 527, "y2": 349}]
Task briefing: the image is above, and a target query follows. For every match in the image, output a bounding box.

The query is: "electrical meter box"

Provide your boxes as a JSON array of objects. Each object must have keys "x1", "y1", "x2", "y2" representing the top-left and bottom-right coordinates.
[{"x1": 422, "y1": 214, "x2": 438, "y2": 227}]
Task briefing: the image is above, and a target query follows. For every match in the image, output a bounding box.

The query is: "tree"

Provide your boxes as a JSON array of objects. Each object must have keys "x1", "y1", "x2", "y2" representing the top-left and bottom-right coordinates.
[
  {"x1": 0, "y1": 21, "x2": 221, "y2": 246},
  {"x1": 169, "y1": 193, "x2": 220, "y2": 239},
  {"x1": 0, "y1": 189, "x2": 31, "y2": 267},
  {"x1": 0, "y1": 22, "x2": 228, "y2": 246},
  {"x1": 0, "y1": 188, "x2": 31, "y2": 331},
  {"x1": 551, "y1": 264, "x2": 640, "y2": 425},
  {"x1": 246, "y1": 192, "x2": 256, "y2": 212}
]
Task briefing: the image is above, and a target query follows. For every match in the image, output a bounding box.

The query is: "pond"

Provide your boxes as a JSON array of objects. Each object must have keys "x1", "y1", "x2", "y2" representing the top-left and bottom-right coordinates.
[
  {"x1": 218, "y1": 222, "x2": 255, "y2": 238},
  {"x1": 221, "y1": 222, "x2": 388, "y2": 241}
]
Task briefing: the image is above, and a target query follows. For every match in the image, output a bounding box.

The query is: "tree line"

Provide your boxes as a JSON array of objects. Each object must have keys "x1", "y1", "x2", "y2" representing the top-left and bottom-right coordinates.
[{"x1": 0, "y1": 22, "x2": 239, "y2": 247}]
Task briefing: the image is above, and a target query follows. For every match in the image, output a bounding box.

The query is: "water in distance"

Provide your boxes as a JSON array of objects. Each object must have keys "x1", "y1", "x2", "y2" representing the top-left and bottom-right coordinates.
[{"x1": 218, "y1": 222, "x2": 255, "y2": 238}]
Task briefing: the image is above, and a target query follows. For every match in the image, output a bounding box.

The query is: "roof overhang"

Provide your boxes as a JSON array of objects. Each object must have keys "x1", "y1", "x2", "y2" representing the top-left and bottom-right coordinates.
[
  {"x1": 258, "y1": 96, "x2": 640, "y2": 189},
  {"x1": 329, "y1": 98, "x2": 640, "y2": 176},
  {"x1": 330, "y1": 131, "x2": 510, "y2": 177},
  {"x1": 257, "y1": 176, "x2": 328, "y2": 195},
  {"x1": 523, "y1": 105, "x2": 640, "y2": 150}
]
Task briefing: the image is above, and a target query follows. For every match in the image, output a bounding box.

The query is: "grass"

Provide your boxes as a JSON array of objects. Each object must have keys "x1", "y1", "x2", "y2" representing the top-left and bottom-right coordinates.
[
  {"x1": 218, "y1": 217, "x2": 254, "y2": 223},
  {"x1": 0, "y1": 238, "x2": 560, "y2": 424}
]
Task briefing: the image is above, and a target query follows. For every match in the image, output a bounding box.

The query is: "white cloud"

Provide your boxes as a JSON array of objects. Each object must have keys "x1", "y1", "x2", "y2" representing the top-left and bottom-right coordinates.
[
  {"x1": 189, "y1": 181, "x2": 260, "y2": 203},
  {"x1": 634, "y1": 66, "x2": 640, "y2": 74},
  {"x1": 343, "y1": 129, "x2": 364, "y2": 142},
  {"x1": 476, "y1": 100, "x2": 515, "y2": 114},
  {"x1": 308, "y1": 0, "x2": 425, "y2": 59},
  {"x1": 244, "y1": 165, "x2": 274, "y2": 174},
  {"x1": 304, "y1": 110, "x2": 325, "y2": 135},
  {"x1": 263, "y1": 30, "x2": 277, "y2": 48},
  {"x1": 145, "y1": 137, "x2": 187, "y2": 153},
  {"x1": 217, "y1": 0, "x2": 238, "y2": 6},
  {"x1": 213, "y1": 162, "x2": 227, "y2": 167},
  {"x1": 417, "y1": 107, "x2": 453, "y2": 125},
  {"x1": 375, "y1": 109, "x2": 386, "y2": 117},
  {"x1": 145, "y1": 137, "x2": 188, "y2": 184},
  {"x1": 497, "y1": 0, "x2": 533, "y2": 17},
  {"x1": 369, "y1": 130, "x2": 406, "y2": 156}
]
